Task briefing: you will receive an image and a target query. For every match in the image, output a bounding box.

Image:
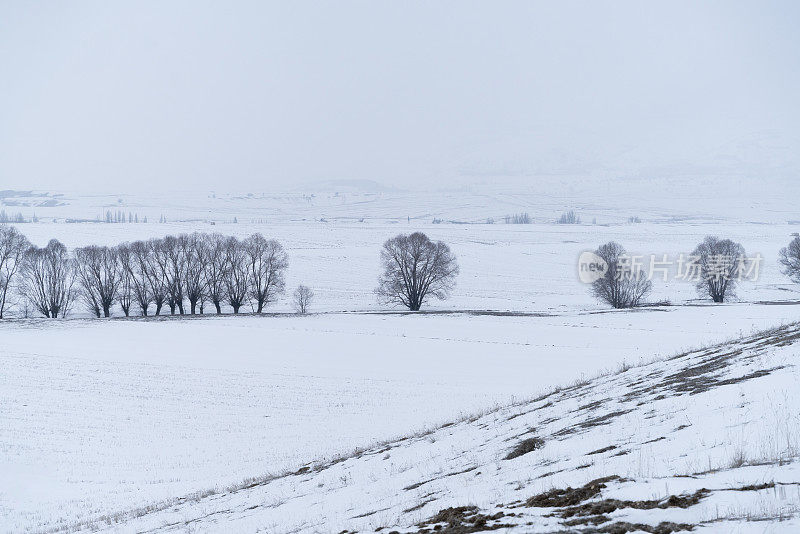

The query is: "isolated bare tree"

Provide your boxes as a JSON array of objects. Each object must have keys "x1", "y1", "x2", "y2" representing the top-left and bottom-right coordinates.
[
  {"x1": 19, "y1": 239, "x2": 76, "y2": 318},
  {"x1": 692, "y1": 236, "x2": 745, "y2": 303},
  {"x1": 224, "y1": 236, "x2": 249, "y2": 313},
  {"x1": 244, "y1": 233, "x2": 288, "y2": 313},
  {"x1": 293, "y1": 285, "x2": 314, "y2": 314},
  {"x1": 202, "y1": 233, "x2": 229, "y2": 314},
  {"x1": 779, "y1": 236, "x2": 800, "y2": 284},
  {"x1": 590, "y1": 241, "x2": 652, "y2": 309},
  {"x1": 74, "y1": 245, "x2": 121, "y2": 317},
  {"x1": 0, "y1": 225, "x2": 30, "y2": 318},
  {"x1": 376, "y1": 232, "x2": 459, "y2": 311}
]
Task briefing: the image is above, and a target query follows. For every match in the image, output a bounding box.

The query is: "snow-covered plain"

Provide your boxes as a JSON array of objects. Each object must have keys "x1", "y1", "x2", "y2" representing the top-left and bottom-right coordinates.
[{"x1": 3, "y1": 185, "x2": 800, "y2": 532}]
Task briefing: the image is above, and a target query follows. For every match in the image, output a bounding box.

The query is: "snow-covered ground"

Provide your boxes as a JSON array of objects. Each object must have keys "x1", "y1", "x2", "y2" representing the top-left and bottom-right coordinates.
[
  {"x1": 3, "y1": 186, "x2": 800, "y2": 532},
  {"x1": 29, "y1": 317, "x2": 800, "y2": 533},
  {"x1": 3, "y1": 306, "x2": 800, "y2": 532}
]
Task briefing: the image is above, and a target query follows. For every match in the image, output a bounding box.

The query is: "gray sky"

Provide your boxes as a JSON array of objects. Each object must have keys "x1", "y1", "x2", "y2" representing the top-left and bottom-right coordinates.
[{"x1": 1, "y1": 1, "x2": 799, "y2": 192}]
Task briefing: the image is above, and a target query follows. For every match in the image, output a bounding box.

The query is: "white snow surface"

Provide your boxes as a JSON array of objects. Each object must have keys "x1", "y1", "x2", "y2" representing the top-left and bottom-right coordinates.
[
  {"x1": 3, "y1": 187, "x2": 800, "y2": 532},
  {"x1": 22, "y1": 317, "x2": 800, "y2": 533}
]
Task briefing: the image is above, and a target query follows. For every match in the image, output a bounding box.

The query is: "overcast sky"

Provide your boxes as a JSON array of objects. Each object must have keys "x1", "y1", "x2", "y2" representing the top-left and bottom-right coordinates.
[{"x1": 1, "y1": 1, "x2": 799, "y2": 193}]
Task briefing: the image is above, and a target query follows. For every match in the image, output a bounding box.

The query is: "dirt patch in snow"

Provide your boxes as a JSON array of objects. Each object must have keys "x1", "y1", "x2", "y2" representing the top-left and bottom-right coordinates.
[
  {"x1": 524, "y1": 475, "x2": 623, "y2": 508},
  {"x1": 409, "y1": 506, "x2": 513, "y2": 533},
  {"x1": 557, "y1": 489, "x2": 710, "y2": 518},
  {"x1": 505, "y1": 437, "x2": 545, "y2": 460},
  {"x1": 578, "y1": 521, "x2": 695, "y2": 533}
]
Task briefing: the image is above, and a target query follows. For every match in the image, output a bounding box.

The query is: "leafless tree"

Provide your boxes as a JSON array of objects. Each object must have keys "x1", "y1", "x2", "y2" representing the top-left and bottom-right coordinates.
[
  {"x1": 692, "y1": 236, "x2": 745, "y2": 303},
  {"x1": 779, "y1": 236, "x2": 800, "y2": 285},
  {"x1": 146, "y1": 238, "x2": 169, "y2": 315},
  {"x1": 202, "y1": 233, "x2": 228, "y2": 314},
  {"x1": 557, "y1": 210, "x2": 580, "y2": 224},
  {"x1": 293, "y1": 284, "x2": 314, "y2": 314},
  {"x1": 590, "y1": 241, "x2": 652, "y2": 309},
  {"x1": 0, "y1": 225, "x2": 30, "y2": 318},
  {"x1": 224, "y1": 236, "x2": 249, "y2": 313},
  {"x1": 243, "y1": 233, "x2": 288, "y2": 313},
  {"x1": 155, "y1": 235, "x2": 186, "y2": 314},
  {"x1": 181, "y1": 233, "x2": 208, "y2": 314},
  {"x1": 126, "y1": 240, "x2": 155, "y2": 316},
  {"x1": 19, "y1": 239, "x2": 76, "y2": 318},
  {"x1": 376, "y1": 232, "x2": 459, "y2": 311},
  {"x1": 74, "y1": 245, "x2": 121, "y2": 317},
  {"x1": 115, "y1": 244, "x2": 134, "y2": 316}
]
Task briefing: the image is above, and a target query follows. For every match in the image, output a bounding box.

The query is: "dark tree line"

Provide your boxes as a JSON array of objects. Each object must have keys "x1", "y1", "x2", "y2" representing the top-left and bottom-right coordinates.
[{"x1": 0, "y1": 230, "x2": 289, "y2": 318}]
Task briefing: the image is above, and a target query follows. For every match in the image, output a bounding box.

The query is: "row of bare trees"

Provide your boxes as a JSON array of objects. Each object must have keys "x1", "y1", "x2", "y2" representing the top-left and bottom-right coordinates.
[{"x1": 0, "y1": 227, "x2": 295, "y2": 318}]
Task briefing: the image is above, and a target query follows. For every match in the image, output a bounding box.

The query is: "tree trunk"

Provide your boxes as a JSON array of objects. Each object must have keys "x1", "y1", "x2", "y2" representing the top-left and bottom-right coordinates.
[{"x1": 214, "y1": 301, "x2": 222, "y2": 314}]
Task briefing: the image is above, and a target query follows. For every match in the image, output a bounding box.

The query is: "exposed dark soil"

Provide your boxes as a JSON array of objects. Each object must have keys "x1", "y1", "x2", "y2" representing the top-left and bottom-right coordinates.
[
  {"x1": 557, "y1": 489, "x2": 709, "y2": 518},
  {"x1": 505, "y1": 437, "x2": 545, "y2": 460},
  {"x1": 403, "y1": 466, "x2": 478, "y2": 491},
  {"x1": 583, "y1": 521, "x2": 695, "y2": 533},
  {"x1": 525, "y1": 476, "x2": 623, "y2": 508},
  {"x1": 587, "y1": 445, "x2": 618, "y2": 455},
  {"x1": 734, "y1": 482, "x2": 776, "y2": 491},
  {"x1": 411, "y1": 506, "x2": 513, "y2": 533}
]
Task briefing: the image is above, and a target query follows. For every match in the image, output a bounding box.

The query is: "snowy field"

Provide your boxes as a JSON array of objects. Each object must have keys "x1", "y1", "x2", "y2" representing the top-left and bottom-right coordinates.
[
  {"x1": 3, "y1": 186, "x2": 800, "y2": 532},
  {"x1": 3, "y1": 307, "x2": 800, "y2": 532},
  {"x1": 81, "y1": 319, "x2": 800, "y2": 534}
]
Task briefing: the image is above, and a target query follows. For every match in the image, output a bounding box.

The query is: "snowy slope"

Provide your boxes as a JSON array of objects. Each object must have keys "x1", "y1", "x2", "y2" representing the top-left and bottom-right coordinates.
[{"x1": 43, "y1": 321, "x2": 800, "y2": 533}]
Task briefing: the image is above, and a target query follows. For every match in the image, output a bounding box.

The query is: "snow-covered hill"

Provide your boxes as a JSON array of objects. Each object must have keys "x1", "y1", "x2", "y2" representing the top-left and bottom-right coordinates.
[{"x1": 56, "y1": 322, "x2": 800, "y2": 533}]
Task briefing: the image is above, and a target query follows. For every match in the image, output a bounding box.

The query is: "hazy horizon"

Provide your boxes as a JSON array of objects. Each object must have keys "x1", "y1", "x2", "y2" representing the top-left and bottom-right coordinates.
[{"x1": 2, "y1": 1, "x2": 799, "y2": 193}]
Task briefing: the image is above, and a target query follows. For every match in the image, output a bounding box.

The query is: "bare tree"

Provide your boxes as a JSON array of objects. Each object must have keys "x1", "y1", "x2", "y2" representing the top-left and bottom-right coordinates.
[
  {"x1": 376, "y1": 232, "x2": 459, "y2": 311},
  {"x1": 0, "y1": 225, "x2": 30, "y2": 318},
  {"x1": 293, "y1": 285, "x2": 314, "y2": 314},
  {"x1": 557, "y1": 210, "x2": 580, "y2": 224},
  {"x1": 181, "y1": 233, "x2": 208, "y2": 314},
  {"x1": 590, "y1": 241, "x2": 652, "y2": 309},
  {"x1": 115, "y1": 244, "x2": 134, "y2": 316},
  {"x1": 779, "y1": 236, "x2": 800, "y2": 284},
  {"x1": 202, "y1": 233, "x2": 228, "y2": 314},
  {"x1": 74, "y1": 245, "x2": 121, "y2": 317},
  {"x1": 146, "y1": 238, "x2": 169, "y2": 315},
  {"x1": 243, "y1": 234, "x2": 288, "y2": 313},
  {"x1": 127, "y1": 240, "x2": 155, "y2": 316},
  {"x1": 19, "y1": 239, "x2": 76, "y2": 318},
  {"x1": 692, "y1": 236, "x2": 745, "y2": 303},
  {"x1": 153, "y1": 235, "x2": 186, "y2": 314},
  {"x1": 224, "y1": 236, "x2": 249, "y2": 313}
]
